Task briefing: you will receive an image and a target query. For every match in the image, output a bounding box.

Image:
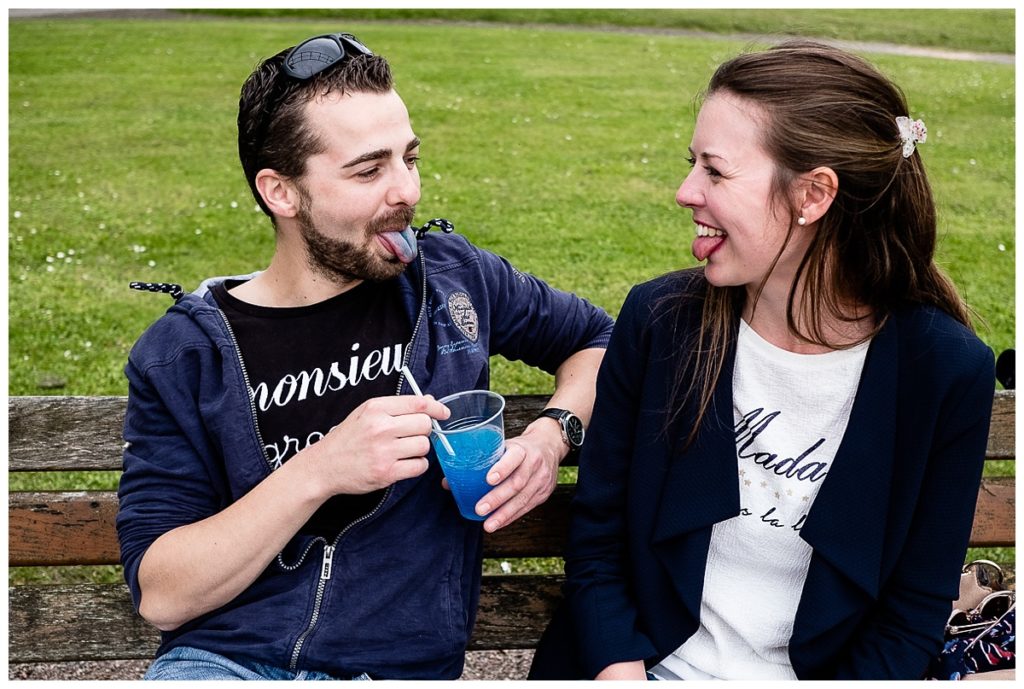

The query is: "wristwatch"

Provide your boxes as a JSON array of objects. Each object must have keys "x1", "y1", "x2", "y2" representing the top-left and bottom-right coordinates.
[{"x1": 536, "y1": 408, "x2": 585, "y2": 451}]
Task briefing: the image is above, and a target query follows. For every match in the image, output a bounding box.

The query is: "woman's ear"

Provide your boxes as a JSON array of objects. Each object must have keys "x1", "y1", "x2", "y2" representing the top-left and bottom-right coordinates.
[
  {"x1": 799, "y1": 167, "x2": 839, "y2": 226},
  {"x1": 255, "y1": 169, "x2": 301, "y2": 219}
]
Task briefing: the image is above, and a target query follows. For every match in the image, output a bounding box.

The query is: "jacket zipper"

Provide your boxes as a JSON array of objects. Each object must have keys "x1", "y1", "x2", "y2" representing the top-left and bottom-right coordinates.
[
  {"x1": 217, "y1": 309, "x2": 274, "y2": 471},
  {"x1": 221, "y1": 304, "x2": 333, "y2": 669},
  {"x1": 396, "y1": 251, "x2": 429, "y2": 394},
  {"x1": 287, "y1": 544, "x2": 334, "y2": 671},
  {"x1": 286, "y1": 251, "x2": 430, "y2": 671},
  {"x1": 287, "y1": 487, "x2": 394, "y2": 670}
]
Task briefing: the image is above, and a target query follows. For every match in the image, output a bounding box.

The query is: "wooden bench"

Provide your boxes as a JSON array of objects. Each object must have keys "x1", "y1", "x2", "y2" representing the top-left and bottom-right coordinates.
[{"x1": 9, "y1": 391, "x2": 1015, "y2": 672}]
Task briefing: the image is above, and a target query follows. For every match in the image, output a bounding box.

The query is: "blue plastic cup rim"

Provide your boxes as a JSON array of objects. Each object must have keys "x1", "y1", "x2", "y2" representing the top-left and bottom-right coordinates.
[{"x1": 435, "y1": 390, "x2": 505, "y2": 434}]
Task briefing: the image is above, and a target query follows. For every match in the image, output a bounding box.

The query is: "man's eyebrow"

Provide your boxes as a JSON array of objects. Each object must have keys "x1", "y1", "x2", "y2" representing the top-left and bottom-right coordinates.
[
  {"x1": 343, "y1": 148, "x2": 390, "y2": 168},
  {"x1": 343, "y1": 138, "x2": 421, "y2": 169}
]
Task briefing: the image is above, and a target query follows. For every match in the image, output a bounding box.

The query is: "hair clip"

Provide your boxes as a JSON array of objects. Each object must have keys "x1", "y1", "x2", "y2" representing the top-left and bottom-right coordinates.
[{"x1": 896, "y1": 116, "x2": 927, "y2": 158}]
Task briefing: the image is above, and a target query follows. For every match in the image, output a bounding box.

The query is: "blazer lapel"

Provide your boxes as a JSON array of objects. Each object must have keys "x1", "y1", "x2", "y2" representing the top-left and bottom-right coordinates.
[
  {"x1": 652, "y1": 350, "x2": 742, "y2": 545},
  {"x1": 650, "y1": 347, "x2": 742, "y2": 624},
  {"x1": 798, "y1": 316, "x2": 900, "y2": 600}
]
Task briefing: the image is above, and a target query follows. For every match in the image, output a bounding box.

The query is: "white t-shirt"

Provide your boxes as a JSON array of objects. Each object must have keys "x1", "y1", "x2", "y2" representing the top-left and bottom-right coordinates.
[{"x1": 651, "y1": 320, "x2": 869, "y2": 680}]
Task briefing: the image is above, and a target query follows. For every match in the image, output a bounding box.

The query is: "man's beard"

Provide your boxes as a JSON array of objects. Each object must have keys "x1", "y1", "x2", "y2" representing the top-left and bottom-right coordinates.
[{"x1": 296, "y1": 198, "x2": 416, "y2": 284}]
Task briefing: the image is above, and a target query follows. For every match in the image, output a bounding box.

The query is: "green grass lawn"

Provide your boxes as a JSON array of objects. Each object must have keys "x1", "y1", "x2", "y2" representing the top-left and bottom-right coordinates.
[
  {"x1": 9, "y1": 13, "x2": 1014, "y2": 582},
  {"x1": 9, "y1": 16, "x2": 1015, "y2": 396}
]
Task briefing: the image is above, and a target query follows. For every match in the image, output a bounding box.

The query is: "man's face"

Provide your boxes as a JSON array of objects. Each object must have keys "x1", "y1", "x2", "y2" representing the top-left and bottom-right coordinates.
[{"x1": 291, "y1": 89, "x2": 422, "y2": 283}]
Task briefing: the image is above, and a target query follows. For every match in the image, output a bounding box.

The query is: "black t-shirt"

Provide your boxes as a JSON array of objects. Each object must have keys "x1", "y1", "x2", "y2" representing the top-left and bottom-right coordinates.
[{"x1": 212, "y1": 279, "x2": 412, "y2": 537}]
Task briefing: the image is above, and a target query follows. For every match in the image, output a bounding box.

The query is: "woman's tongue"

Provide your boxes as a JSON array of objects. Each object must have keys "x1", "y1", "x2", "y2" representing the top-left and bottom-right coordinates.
[{"x1": 692, "y1": 234, "x2": 726, "y2": 261}]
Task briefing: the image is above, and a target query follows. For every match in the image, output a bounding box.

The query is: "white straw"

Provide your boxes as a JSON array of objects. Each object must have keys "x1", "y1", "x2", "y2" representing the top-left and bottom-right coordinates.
[{"x1": 401, "y1": 366, "x2": 454, "y2": 455}]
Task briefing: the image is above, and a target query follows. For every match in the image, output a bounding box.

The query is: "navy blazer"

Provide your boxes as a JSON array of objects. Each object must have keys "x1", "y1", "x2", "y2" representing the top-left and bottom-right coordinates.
[{"x1": 533, "y1": 269, "x2": 995, "y2": 680}]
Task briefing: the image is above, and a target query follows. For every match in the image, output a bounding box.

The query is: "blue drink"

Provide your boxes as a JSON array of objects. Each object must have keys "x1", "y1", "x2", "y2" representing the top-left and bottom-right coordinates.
[
  {"x1": 432, "y1": 390, "x2": 506, "y2": 521},
  {"x1": 432, "y1": 427, "x2": 504, "y2": 520}
]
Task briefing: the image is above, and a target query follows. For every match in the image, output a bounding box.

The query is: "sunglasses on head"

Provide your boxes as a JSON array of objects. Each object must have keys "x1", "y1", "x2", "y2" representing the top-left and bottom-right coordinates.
[
  {"x1": 249, "y1": 32, "x2": 374, "y2": 159},
  {"x1": 282, "y1": 32, "x2": 373, "y2": 80}
]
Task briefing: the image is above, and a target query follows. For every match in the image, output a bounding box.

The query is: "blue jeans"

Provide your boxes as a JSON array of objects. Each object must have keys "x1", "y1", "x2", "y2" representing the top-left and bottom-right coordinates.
[{"x1": 144, "y1": 646, "x2": 372, "y2": 680}]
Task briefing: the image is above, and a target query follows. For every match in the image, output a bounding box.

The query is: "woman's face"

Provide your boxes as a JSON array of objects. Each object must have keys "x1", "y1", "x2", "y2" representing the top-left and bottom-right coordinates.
[{"x1": 676, "y1": 91, "x2": 812, "y2": 296}]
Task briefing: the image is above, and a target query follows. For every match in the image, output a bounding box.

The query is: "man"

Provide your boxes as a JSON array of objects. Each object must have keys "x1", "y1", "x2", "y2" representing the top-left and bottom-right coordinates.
[{"x1": 116, "y1": 32, "x2": 612, "y2": 680}]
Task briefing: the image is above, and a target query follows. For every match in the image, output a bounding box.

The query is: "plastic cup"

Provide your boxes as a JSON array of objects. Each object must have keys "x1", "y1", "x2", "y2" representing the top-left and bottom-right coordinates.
[{"x1": 431, "y1": 390, "x2": 506, "y2": 521}]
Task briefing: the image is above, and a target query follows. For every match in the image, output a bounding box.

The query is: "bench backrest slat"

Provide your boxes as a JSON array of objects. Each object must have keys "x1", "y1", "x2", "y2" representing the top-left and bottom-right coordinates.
[
  {"x1": 988, "y1": 389, "x2": 1015, "y2": 458},
  {"x1": 9, "y1": 392, "x2": 1013, "y2": 472},
  {"x1": 9, "y1": 487, "x2": 575, "y2": 566},
  {"x1": 8, "y1": 394, "x2": 557, "y2": 472},
  {"x1": 10, "y1": 475, "x2": 1014, "y2": 568}
]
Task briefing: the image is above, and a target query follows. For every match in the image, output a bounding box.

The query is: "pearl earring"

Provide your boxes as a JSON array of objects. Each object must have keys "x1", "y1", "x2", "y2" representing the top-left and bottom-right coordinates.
[{"x1": 797, "y1": 216, "x2": 807, "y2": 226}]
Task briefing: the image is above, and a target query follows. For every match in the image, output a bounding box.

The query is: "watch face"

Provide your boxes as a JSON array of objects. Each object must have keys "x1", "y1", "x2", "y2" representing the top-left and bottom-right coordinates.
[{"x1": 564, "y1": 414, "x2": 585, "y2": 447}]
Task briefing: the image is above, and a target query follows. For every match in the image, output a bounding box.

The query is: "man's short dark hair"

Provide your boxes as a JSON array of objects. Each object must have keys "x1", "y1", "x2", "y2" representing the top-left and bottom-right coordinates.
[{"x1": 237, "y1": 40, "x2": 393, "y2": 219}]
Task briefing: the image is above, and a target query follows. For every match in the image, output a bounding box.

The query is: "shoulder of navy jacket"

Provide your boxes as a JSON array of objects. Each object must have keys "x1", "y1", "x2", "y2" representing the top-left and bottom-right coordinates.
[
  {"x1": 630, "y1": 269, "x2": 712, "y2": 324},
  {"x1": 416, "y1": 228, "x2": 483, "y2": 275}
]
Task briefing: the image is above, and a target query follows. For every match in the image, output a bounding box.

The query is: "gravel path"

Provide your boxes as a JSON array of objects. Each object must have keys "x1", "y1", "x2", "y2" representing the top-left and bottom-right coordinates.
[{"x1": 9, "y1": 650, "x2": 536, "y2": 681}]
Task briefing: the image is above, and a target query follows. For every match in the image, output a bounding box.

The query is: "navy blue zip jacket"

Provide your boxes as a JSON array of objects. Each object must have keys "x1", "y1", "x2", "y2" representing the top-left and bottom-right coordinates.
[{"x1": 116, "y1": 231, "x2": 613, "y2": 679}]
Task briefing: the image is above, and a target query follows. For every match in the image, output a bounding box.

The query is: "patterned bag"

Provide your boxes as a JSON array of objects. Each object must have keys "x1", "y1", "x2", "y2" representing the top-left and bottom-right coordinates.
[{"x1": 928, "y1": 561, "x2": 1016, "y2": 680}]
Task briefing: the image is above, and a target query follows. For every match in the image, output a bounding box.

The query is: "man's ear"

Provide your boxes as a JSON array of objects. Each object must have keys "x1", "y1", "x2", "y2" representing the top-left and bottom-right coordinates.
[
  {"x1": 799, "y1": 167, "x2": 839, "y2": 226},
  {"x1": 255, "y1": 169, "x2": 301, "y2": 219}
]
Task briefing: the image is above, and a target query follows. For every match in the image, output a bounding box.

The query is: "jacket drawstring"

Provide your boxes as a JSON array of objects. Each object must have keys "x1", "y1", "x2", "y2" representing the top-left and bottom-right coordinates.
[{"x1": 129, "y1": 281, "x2": 184, "y2": 302}]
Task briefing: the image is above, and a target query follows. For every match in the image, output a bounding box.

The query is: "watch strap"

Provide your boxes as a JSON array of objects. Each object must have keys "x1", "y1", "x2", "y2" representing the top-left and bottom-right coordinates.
[
  {"x1": 536, "y1": 408, "x2": 584, "y2": 450},
  {"x1": 537, "y1": 408, "x2": 569, "y2": 422}
]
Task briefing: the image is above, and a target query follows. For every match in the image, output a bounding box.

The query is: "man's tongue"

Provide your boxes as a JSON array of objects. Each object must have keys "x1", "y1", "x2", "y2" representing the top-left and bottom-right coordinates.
[
  {"x1": 692, "y1": 235, "x2": 726, "y2": 262},
  {"x1": 378, "y1": 226, "x2": 418, "y2": 264}
]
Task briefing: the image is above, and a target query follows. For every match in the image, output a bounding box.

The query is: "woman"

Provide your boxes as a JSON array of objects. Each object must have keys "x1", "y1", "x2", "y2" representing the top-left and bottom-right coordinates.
[{"x1": 530, "y1": 41, "x2": 995, "y2": 680}]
